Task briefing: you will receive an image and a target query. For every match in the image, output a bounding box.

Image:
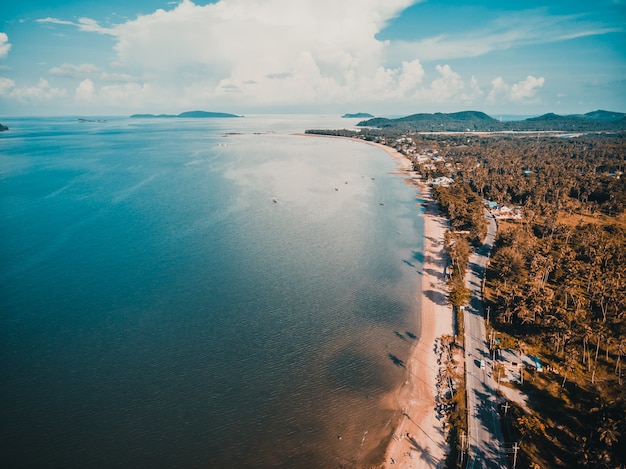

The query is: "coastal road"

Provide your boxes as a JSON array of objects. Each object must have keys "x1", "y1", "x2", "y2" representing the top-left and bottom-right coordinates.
[{"x1": 463, "y1": 210, "x2": 507, "y2": 469}]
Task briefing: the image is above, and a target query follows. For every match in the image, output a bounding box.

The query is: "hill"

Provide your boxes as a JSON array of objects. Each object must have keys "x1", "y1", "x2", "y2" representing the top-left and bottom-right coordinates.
[
  {"x1": 130, "y1": 111, "x2": 241, "y2": 118},
  {"x1": 582, "y1": 110, "x2": 626, "y2": 121},
  {"x1": 357, "y1": 110, "x2": 626, "y2": 132},
  {"x1": 342, "y1": 112, "x2": 374, "y2": 118}
]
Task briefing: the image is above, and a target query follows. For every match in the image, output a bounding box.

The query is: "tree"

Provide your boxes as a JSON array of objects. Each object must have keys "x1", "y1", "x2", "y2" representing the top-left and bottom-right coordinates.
[
  {"x1": 448, "y1": 281, "x2": 471, "y2": 308},
  {"x1": 598, "y1": 418, "x2": 620, "y2": 447}
]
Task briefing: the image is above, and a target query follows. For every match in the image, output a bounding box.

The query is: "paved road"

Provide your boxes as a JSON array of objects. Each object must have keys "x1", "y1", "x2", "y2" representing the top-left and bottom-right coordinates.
[{"x1": 463, "y1": 210, "x2": 507, "y2": 469}]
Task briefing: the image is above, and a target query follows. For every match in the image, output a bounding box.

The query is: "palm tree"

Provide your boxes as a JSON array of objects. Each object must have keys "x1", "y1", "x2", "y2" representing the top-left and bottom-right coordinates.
[
  {"x1": 580, "y1": 323, "x2": 593, "y2": 368},
  {"x1": 561, "y1": 349, "x2": 578, "y2": 389},
  {"x1": 616, "y1": 339, "x2": 624, "y2": 385},
  {"x1": 576, "y1": 436, "x2": 594, "y2": 466},
  {"x1": 598, "y1": 417, "x2": 620, "y2": 447}
]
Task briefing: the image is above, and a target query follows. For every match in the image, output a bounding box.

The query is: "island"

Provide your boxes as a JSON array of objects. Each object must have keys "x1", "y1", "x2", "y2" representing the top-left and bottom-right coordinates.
[
  {"x1": 0, "y1": 122, "x2": 8, "y2": 131},
  {"x1": 130, "y1": 110, "x2": 241, "y2": 119},
  {"x1": 342, "y1": 112, "x2": 374, "y2": 118}
]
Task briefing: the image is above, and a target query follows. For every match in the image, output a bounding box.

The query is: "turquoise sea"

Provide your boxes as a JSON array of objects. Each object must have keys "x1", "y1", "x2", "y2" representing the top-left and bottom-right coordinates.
[{"x1": 0, "y1": 115, "x2": 424, "y2": 468}]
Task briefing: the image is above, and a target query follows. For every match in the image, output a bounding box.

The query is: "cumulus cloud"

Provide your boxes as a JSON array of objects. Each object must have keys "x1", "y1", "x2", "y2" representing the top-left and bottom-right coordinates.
[
  {"x1": 488, "y1": 75, "x2": 545, "y2": 103},
  {"x1": 35, "y1": 0, "x2": 437, "y2": 110},
  {"x1": 0, "y1": 76, "x2": 15, "y2": 95},
  {"x1": 0, "y1": 77, "x2": 66, "y2": 101},
  {"x1": 0, "y1": 32, "x2": 11, "y2": 58},
  {"x1": 510, "y1": 76, "x2": 545, "y2": 101},
  {"x1": 27, "y1": 0, "x2": 556, "y2": 112},
  {"x1": 76, "y1": 79, "x2": 95, "y2": 100}
]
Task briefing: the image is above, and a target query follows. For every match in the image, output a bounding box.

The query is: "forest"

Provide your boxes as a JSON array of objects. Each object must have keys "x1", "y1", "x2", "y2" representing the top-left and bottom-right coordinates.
[{"x1": 417, "y1": 133, "x2": 626, "y2": 468}]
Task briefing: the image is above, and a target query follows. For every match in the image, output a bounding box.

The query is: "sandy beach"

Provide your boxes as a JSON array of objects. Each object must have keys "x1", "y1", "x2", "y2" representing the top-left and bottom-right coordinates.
[
  {"x1": 365, "y1": 140, "x2": 453, "y2": 469},
  {"x1": 298, "y1": 134, "x2": 453, "y2": 468}
]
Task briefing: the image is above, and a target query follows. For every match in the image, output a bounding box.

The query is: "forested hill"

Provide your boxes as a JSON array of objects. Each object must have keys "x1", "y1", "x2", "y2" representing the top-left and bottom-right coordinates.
[
  {"x1": 357, "y1": 110, "x2": 626, "y2": 132},
  {"x1": 130, "y1": 111, "x2": 241, "y2": 118}
]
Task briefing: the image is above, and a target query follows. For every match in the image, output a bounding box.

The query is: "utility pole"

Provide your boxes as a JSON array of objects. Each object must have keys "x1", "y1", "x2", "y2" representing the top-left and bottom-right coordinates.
[
  {"x1": 459, "y1": 431, "x2": 466, "y2": 466},
  {"x1": 512, "y1": 442, "x2": 519, "y2": 469},
  {"x1": 503, "y1": 401, "x2": 510, "y2": 415}
]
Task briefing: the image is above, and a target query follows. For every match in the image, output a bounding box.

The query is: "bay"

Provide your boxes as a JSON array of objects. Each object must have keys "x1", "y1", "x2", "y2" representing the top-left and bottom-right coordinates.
[{"x1": 0, "y1": 115, "x2": 424, "y2": 468}]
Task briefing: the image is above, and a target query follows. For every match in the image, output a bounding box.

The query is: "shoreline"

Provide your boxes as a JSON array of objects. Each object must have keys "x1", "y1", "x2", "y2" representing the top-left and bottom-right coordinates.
[
  {"x1": 361, "y1": 138, "x2": 453, "y2": 469},
  {"x1": 297, "y1": 133, "x2": 453, "y2": 468}
]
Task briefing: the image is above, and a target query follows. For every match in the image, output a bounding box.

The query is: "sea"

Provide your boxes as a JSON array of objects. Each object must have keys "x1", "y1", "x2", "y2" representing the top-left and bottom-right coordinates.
[{"x1": 0, "y1": 115, "x2": 424, "y2": 468}]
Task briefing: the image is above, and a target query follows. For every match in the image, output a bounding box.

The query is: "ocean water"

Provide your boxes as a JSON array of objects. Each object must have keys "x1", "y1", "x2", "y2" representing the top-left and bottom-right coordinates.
[{"x1": 0, "y1": 115, "x2": 424, "y2": 468}]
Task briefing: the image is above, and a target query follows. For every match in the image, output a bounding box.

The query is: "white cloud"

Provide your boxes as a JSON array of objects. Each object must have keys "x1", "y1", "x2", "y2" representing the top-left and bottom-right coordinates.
[
  {"x1": 427, "y1": 64, "x2": 465, "y2": 101},
  {"x1": 25, "y1": 0, "x2": 559, "y2": 113},
  {"x1": 49, "y1": 63, "x2": 135, "y2": 83},
  {"x1": 0, "y1": 32, "x2": 11, "y2": 59},
  {"x1": 510, "y1": 76, "x2": 545, "y2": 101},
  {"x1": 76, "y1": 79, "x2": 95, "y2": 101},
  {"x1": 387, "y1": 9, "x2": 622, "y2": 62},
  {"x1": 0, "y1": 76, "x2": 15, "y2": 95},
  {"x1": 488, "y1": 75, "x2": 545, "y2": 103},
  {"x1": 0, "y1": 77, "x2": 65, "y2": 101},
  {"x1": 50, "y1": 63, "x2": 100, "y2": 77},
  {"x1": 36, "y1": 17, "x2": 76, "y2": 27},
  {"x1": 35, "y1": 0, "x2": 431, "y2": 110}
]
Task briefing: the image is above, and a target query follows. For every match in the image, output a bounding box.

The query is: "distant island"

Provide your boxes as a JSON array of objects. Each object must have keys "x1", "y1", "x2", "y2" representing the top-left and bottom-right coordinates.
[
  {"x1": 78, "y1": 118, "x2": 107, "y2": 123},
  {"x1": 342, "y1": 112, "x2": 374, "y2": 118},
  {"x1": 130, "y1": 110, "x2": 241, "y2": 119},
  {"x1": 0, "y1": 122, "x2": 8, "y2": 131},
  {"x1": 356, "y1": 109, "x2": 626, "y2": 132}
]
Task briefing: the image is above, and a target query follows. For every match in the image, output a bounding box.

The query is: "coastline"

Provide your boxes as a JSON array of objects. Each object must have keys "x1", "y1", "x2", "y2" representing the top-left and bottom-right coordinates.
[
  {"x1": 297, "y1": 133, "x2": 453, "y2": 468},
  {"x1": 362, "y1": 139, "x2": 453, "y2": 469}
]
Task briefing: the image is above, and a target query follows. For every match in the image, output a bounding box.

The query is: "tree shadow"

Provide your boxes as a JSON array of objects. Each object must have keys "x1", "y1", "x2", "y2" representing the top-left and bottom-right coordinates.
[
  {"x1": 389, "y1": 354, "x2": 406, "y2": 368},
  {"x1": 424, "y1": 267, "x2": 443, "y2": 279},
  {"x1": 424, "y1": 289, "x2": 448, "y2": 306},
  {"x1": 394, "y1": 331, "x2": 406, "y2": 340},
  {"x1": 411, "y1": 250, "x2": 424, "y2": 264},
  {"x1": 406, "y1": 435, "x2": 439, "y2": 467}
]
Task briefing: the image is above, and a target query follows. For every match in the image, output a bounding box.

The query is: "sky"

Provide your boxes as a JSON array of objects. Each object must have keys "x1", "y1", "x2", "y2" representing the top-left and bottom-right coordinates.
[{"x1": 0, "y1": 0, "x2": 625, "y2": 116}]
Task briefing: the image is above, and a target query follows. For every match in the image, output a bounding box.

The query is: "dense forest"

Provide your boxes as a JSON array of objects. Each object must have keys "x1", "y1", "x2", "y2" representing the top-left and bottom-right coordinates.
[
  {"x1": 419, "y1": 133, "x2": 625, "y2": 468},
  {"x1": 308, "y1": 126, "x2": 626, "y2": 468}
]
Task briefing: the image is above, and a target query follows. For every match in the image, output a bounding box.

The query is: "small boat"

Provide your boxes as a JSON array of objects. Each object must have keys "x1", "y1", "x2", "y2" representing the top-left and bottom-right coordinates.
[{"x1": 272, "y1": 197, "x2": 278, "y2": 203}]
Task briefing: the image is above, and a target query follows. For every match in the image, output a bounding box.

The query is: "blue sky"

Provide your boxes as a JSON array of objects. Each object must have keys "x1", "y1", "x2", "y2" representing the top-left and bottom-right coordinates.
[{"x1": 1, "y1": 0, "x2": 624, "y2": 116}]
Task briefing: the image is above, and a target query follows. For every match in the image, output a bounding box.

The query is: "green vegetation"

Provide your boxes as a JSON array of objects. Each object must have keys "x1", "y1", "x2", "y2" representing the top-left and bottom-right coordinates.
[
  {"x1": 341, "y1": 112, "x2": 374, "y2": 118},
  {"x1": 356, "y1": 110, "x2": 626, "y2": 132},
  {"x1": 434, "y1": 182, "x2": 487, "y2": 247},
  {"x1": 429, "y1": 133, "x2": 626, "y2": 468}
]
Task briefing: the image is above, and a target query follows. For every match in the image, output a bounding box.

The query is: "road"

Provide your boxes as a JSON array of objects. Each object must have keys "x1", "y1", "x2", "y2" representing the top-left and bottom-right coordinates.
[{"x1": 463, "y1": 209, "x2": 507, "y2": 469}]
